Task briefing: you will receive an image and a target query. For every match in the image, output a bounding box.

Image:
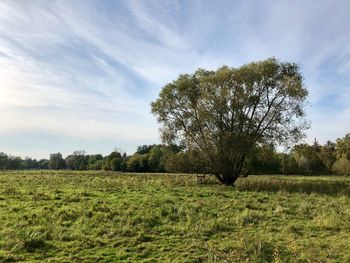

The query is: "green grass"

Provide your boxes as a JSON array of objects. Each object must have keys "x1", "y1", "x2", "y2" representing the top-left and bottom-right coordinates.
[{"x1": 1, "y1": 171, "x2": 350, "y2": 262}]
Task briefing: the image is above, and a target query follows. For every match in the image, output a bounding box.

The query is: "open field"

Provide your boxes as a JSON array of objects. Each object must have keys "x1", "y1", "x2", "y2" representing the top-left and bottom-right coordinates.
[{"x1": 1, "y1": 171, "x2": 350, "y2": 262}]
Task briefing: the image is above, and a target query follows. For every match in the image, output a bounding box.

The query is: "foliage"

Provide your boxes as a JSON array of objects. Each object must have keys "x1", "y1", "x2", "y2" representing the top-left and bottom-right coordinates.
[
  {"x1": 49, "y1": 153, "x2": 66, "y2": 169},
  {"x1": 244, "y1": 144, "x2": 281, "y2": 175},
  {"x1": 87, "y1": 154, "x2": 104, "y2": 170},
  {"x1": 0, "y1": 152, "x2": 48, "y2": 170},
  {"x1": 333, "y1": 155, "x2": 350, "y2": 175},
  {"x1": 151, "y1": 58, "x2": 309, "y2": 185},
  {"x1": 126, "y1": 153, "x2": 149, "y2": 172},
  {"x1": 163, "y1": 149, "x2": 208, "y2": 174},
  {"x1": 136, "y1": 145, "x2": 154, "y2": 155},
  {"x1": 335, "y1": 133, "x2": 350, "y2": 159},
  {"x1": 1, "y1": 132, "x2": 350, "y2": 176},
  {"x1": 318, "y1": 141, "x2": 336, "y2": 173},
  {"x1": 65, "y1": 150, "x2": 87, "y2": 170},
  {"x1": 292, "y1": 140, "x2": 326, "y2": 174},
  {"x1": 103, "y1": 151, "x2": 124, "y2": 171}
]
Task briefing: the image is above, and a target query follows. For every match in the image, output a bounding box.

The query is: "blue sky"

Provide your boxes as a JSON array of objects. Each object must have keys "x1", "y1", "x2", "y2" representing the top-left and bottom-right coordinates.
[{"x1": 0, "y1": 0, "x2": 349, "y2": 159}]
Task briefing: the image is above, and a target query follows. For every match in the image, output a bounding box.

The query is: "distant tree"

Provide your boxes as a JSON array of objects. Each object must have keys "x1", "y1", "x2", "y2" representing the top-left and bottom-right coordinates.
[
  {"x1": 87, "y1": 154, "x2": 104, "y2": 170},
  {"x1": 0, "y1": 152, "x2": 8, "y2": 169},
  {"x1": 6, "y1": 156, "x2": 22, "y2": 170},
  {"x1": 110, "y1": 157, "x2": 122, "y2": 171},
  {"x1": 120, "y1": 153, "x2": 129, "y2": 172},
  {"x1": 136, "y1": 145, "x2": 153, "y2": 155},
  {"x1": 126, "y1": 144, "x2": 179, "y2": 173},
  {"x1": 38, "y1": 159, "x2": 49, "y2": 169},
  {"x1": 292, "y1": 141, "x2": 325, "y2": 174},
  {"x1": 297, "y1": 155, "x2": 309, "y2": 173},
  {"x1": 65, "y1": 155, "x2": 75, "y2": 169},
  {"x1": 21, "y1": 157, "x2": 39, "y2": 169},
  {"x1": 162, "y1": 152, "x2": 186, "y2": 173},
  {"x1": 126, "y1": 154, "x2": 141, "y2": 172},
  {"x1": 163, "y1": 149, "x2": 209, "y2": 174},
  {"x1": 65, "y1": 151, "x2": 89, "y2": 170},
  {"x1": 333, "y1": 154, "x2": 350, "y2": 175},
  {"x1": 49, "y1": 153, "x2": 66, "y2": 169},
  {"x1": 70, "y1": 150, "x2": 87, "y2": 170},
  {"x1": 103, "y1": 151, "x2": 123, "y2": 171},
  {"x1": 320, "y1": 141, "x2": 336, "y2": 174},
  {"x1": 244, "y1": 144, "x2": 281, "y2": 174},
  {"x1": 335, "y1": 134, "x2": 350, "y2": 160},
  {"x1": 332, "y1": 135, "x2": 350, "y2": 175},
  {"x1": 152, "y1": 58, "x2": 309, "y2": 185},
  {"x1": 148, "y1": 145, "x2": 173, "y2": 172},
  {"x1": 127, "y1": 153, "x2": 149, "y2": 172},
  {"x1": 277, "y1": 152, "x2": 298, "y2": 175}
]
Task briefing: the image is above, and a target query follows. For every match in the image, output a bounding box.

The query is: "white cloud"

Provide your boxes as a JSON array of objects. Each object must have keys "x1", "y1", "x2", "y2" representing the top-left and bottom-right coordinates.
[
  {"x1": 0, "y1": 0, "x2": 350, "y2": 157},
  {"x1": 0, "y1": 0, "x2": 162, "y2": 157}
]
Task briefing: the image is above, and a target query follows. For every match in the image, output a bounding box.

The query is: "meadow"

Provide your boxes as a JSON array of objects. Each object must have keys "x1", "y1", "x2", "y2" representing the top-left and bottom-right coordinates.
[{"x1": 0, "y1": 171, "x2": 350, "y2": 262}]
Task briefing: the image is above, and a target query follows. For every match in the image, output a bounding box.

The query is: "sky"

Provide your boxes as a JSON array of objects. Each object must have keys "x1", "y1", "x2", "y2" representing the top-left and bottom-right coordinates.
[{"x1": 0, "y1": 0, "x2": 349, "y2": 159}]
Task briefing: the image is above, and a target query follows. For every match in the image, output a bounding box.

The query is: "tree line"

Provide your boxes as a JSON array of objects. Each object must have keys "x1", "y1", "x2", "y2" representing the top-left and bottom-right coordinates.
[{"x1": 0, "y1": 133, "x2": 350, "y2": 175}]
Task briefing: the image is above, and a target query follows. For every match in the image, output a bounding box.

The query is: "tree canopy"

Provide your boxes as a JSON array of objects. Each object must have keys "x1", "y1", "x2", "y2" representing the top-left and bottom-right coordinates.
[{"x1": 151, "y1": 58, "x2": 309, "y2": 185}]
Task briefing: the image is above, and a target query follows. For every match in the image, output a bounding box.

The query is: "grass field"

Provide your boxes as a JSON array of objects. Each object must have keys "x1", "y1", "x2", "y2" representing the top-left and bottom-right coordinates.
[{"x1": 1, "y1": 171, "x2": 350, "y2": 262}]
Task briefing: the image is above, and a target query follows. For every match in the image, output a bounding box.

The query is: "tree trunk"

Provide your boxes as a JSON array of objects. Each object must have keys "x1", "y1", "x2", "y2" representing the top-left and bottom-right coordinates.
[
  {"x1": 214, "y1": 171, "x2": 241, "y2": 186},
  {"x1": 212, "y1": 154, "x2": 246, "y2": 186}
]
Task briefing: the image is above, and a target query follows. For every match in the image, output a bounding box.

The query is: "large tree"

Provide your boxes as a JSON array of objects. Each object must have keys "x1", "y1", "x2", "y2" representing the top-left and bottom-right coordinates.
[{"x1": 151, "y1": 58, "x2": 308, "y2": 185}]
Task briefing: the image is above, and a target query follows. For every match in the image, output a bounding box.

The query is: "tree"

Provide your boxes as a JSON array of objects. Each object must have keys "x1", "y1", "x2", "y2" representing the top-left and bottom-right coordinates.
[
  {"x1": 21, "y1": 157, "x2": 39, "y2": 169},
  {"x1": 320, "y1": 141, "x2": 336, "y2": 174},
  {"x1": 103, "y1": 151, "x2": 123, "y2": 171},
  {"x1": 110, "y1": 157, "x2": 122, "y2": 171},
  {"x1": 126, "y1": 153, "x2": 148, "y2": 172},
  {"x1": 49, "y1": 153, "x2": 66, "y2": 169},
  {"x1": 0, "y1": 152, "x2": 8, "y2": 169},
  {"x1": 333, "y1": 135, "x2": 350, "y2": 175},
  {"x1": 292, "y1": 142, "x2": 325, "y2": 174},
  {"x1": 136, "y1": 145, "x2": 154, "y2": 155},
  {"x1": 6, "y1": 155, "x2": 22, "y2": 170},
  {"x1": 66, "y1": 150, "x2": 87, "y2": 170},
  {"x1": 65, "y1": 155, "x2": 75, "y2": 169},
  {"x1": 162, "y1": 149, "x2": 208, "y2": 174},
  {"x1": 333, "y1": 154, "x2": 350, "y2": 175},
  {"x1": 148, "y1": 145, "x2": 164, "y2": 172},
  {"x1": 38, "y1": 159, "x2": 49, "y2": 169},
  {"x1": 151, "y1": 58, "x2": 308, "y2": 185},
  {"x1": 87, "y1": 154, "x2": 104, "y2": 170},
  {"x1": 244, "y1": 144, "x2": 281, "y2": 175},
  {"x1": 277, "y1": 152, "x2": 298, "y2": 175},
  {"x1": 335, "y1": 134, "x2": 350, "y2": 160},
  {"x1": 162, "y1": 152, "x2": 187, "y2": 173}
]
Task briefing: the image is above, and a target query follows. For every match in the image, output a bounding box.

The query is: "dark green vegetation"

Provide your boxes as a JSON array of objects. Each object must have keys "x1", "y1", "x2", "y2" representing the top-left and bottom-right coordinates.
[
  {"x1": 151, "y1": 58, "x2": 309, "y2": 185},
  {"x1": 1, "y1": 132, "x2": 350, "y2": 176},
  {"x1": 1, "y1": 171, "x2": 350, "y2": 262}
]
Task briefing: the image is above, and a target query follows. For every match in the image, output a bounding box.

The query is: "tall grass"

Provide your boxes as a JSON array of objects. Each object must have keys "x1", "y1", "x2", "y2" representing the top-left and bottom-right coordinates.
[
  {"x1": 0, "y1": 171, "x2": 350, "y2": 262},
  {"x1": 236, "y1": 176, "x2": 350, "y2": 195}
]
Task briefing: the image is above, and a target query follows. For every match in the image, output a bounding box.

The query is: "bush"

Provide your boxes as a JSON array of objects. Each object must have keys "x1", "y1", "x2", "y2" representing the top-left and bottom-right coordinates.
[{"x1": 333, "y1": 155, "x2": 350, "y2": 175}]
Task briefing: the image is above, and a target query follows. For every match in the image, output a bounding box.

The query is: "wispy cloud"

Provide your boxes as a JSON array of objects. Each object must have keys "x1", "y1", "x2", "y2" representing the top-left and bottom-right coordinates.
[{"x1": 0, "y1": 0, "x2": 349, "y2": 158}]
